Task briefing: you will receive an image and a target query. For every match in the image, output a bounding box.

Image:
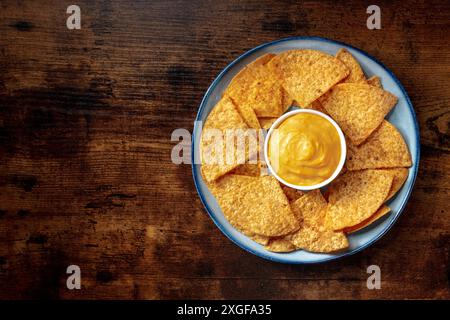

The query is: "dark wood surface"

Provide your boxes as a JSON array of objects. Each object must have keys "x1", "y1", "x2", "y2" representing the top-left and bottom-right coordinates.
[{"x1": 0, "y1": 0, "x2": 449, "y2": 299}]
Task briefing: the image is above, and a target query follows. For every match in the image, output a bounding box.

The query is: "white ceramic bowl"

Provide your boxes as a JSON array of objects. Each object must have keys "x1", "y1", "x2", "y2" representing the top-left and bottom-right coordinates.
[{"x1": 264, "y1": 109, "x2": 347, "y2": 191}]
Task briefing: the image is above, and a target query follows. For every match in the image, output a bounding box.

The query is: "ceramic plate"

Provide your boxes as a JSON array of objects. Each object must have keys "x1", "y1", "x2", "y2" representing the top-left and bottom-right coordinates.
[{"x1": 191, "y1": 36, "x2": 420, "y2": 264}]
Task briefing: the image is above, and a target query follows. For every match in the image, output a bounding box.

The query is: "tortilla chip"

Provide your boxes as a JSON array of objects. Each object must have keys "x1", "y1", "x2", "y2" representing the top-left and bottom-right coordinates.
[
  {"x1": 230, "y1": 163, "x2": 261, "y2": 177},
  {"x1": 321, "y1": 83, "x2": 398, "y2": 145},
  {"x1": 209, "y1": 175, "x2": 299, "y2": 236},
  {"x1": 265, "y1": 237, "x2": 296, "y2": 252},
  {"x1": 200, "y1": 97, "x2": 257, "y2": 182},
  {"x1": 282, "y1": 88, "x2": 294, "y2": 111},
  {"x1": 281, "y1": 185, "x2": 305, "y2": 202},
  {"x1": 381, "y1": 168, "x2": 409, "y2": 201},
  {"x1": 290, "y1": 190, "x2": 326, "y2": 224},
  {"x1": 344, "y1": 205, "x2": 391, "y2": 234},
  {"x1": 268, "y1": 49, "x2": 349, "y2": 107},
  {"x1": 258, "y1": 117, "x2": 278, "y2": 130},
  {"x1": 367, "y1": 75, "x2": 382, "y2": 88},
  {"x1": 234, "y1": 227, "x2": 270, "y2": 245},
  {"x1": 326, "y1": 170, "x2": 394, "y2": 230},
  {"x1": 248, "y1": 233, "x2": 270, "y2": 246},
  {"x1": 247, "y1": 53, "x2": 276, "y2": 68},
  {"x1": 291, "y1": 226, "x2": 349, "y2": 253},
  {"x1": 234, "y1": 103, "x2": 261, "y2": 129},
  {"x1": 346, "y1": 120, "x2": 412, "y2": 170},
  {"x1": 289, "y1": 190, "x2": 349, "y2": 253},
  {"x1": 225, "y1": 54, "x2": 284, "y2": 117},
  {"x1": 336, "y1": 48, "x2": 366, "y2": 83}
]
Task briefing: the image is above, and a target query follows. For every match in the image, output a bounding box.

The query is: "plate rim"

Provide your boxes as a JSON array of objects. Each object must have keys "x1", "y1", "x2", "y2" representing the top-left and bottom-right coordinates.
[{"x1": 191, "y1": 36, "x2": 420, "y2": 264}]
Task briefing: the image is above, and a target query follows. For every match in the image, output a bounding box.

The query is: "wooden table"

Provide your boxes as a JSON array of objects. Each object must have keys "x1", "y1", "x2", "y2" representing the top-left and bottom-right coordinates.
[{"x1": 0, "y1": 0, "x2": 449, "y2": 299}]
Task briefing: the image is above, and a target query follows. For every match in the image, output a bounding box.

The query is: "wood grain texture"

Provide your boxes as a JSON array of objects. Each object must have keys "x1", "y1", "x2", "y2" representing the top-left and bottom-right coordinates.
[{"x1": 0, "y1": 0, "x2": 449, "y2": 299}]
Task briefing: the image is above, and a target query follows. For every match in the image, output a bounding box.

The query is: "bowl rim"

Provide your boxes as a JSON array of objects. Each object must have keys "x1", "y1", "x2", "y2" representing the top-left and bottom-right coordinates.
[
  {"x1": 191, "y1": 36, "x2": 420, "y2": 264},
  {"x1": 264, "y1": 108, "x2": 347, "y2": 191}
]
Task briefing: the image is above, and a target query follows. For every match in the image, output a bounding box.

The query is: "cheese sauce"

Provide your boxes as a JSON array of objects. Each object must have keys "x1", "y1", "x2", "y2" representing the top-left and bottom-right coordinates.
[{"x1": 268, "y1": 113, "x2": 341, "y2": 186}]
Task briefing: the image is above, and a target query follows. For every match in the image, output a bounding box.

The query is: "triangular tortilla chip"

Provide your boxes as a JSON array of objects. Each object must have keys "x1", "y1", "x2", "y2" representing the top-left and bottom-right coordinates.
[
  {"x1": 326, "y1": 170, "x2": 394, "y2": 230},
  {"x1": 248, "y1": 233, "x2": 270, "y2": 246},
  {"x1": 282, "y1": 87, "x2": 294, "y2": 112},
  {"x1": 346, "y1": 120, "x2": 412, "y2": 170},
  {"x1": 321, "y1": 83, "x2": 398, "y2": 145},
  {"x1": 381, "y1": 168, "x2": 409, "y2": 201},
  {"x1": 209, "y1": 175, "x2": 299, "y2": 237},
  {"x1": 233, "y1": 227, "x2": 270, "y2": 245},
  {"x1": 234, "y1": 103, "x2": 261, "y2": 129},
  {"x1": 289, "y1": 190, "x2": 348, "y2": 253},
  {"x1": 224, "y1": 54, "x2": 284, "y2": 117},
  {"x1": 230, "y1": 163, "x2": 261, "y2": 176},
  {"x1": 366, "y1": 75, "x2": 382, "y2": 88},
  {"x1": 344, "y1": 205, "x2": 391, "y2": 234},
  {"x1": 281, "y1": 185, "x2": 305, "y2": 203},
  {"x1": 336, "y1": 48, "x2": 366, "y2": 83},
  {"x1": 290, "y1": 190, "x2": 326, "y2": 224},
  {"x1": 200, "y1": 97, "x2": 257, "y2": 182},
  {"x1": 268, "y1": 49, "x2": 349, "y2": 107},
  {"x1": 291, "y1": 226, "x2": 349, "y2": 253},
  {"x1": 264, "y1": 237, "x2": 296, "y2": 252}
]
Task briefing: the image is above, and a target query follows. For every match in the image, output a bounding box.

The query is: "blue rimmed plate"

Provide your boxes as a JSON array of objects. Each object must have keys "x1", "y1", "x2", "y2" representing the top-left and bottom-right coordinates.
[{"x1": 191, "y1": 36, "x2": 420, "y2": 264}]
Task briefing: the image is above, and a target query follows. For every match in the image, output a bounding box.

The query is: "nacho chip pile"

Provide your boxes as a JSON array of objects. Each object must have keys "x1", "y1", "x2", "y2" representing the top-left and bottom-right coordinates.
[{"x1": 200, "y1": 48, "x2": 412, "y2": 254}]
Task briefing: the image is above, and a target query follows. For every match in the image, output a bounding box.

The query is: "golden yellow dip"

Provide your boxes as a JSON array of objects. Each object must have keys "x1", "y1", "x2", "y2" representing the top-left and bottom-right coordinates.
[{"x1": 268, "y1": 113, "x2": 341, "y2": 186}]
